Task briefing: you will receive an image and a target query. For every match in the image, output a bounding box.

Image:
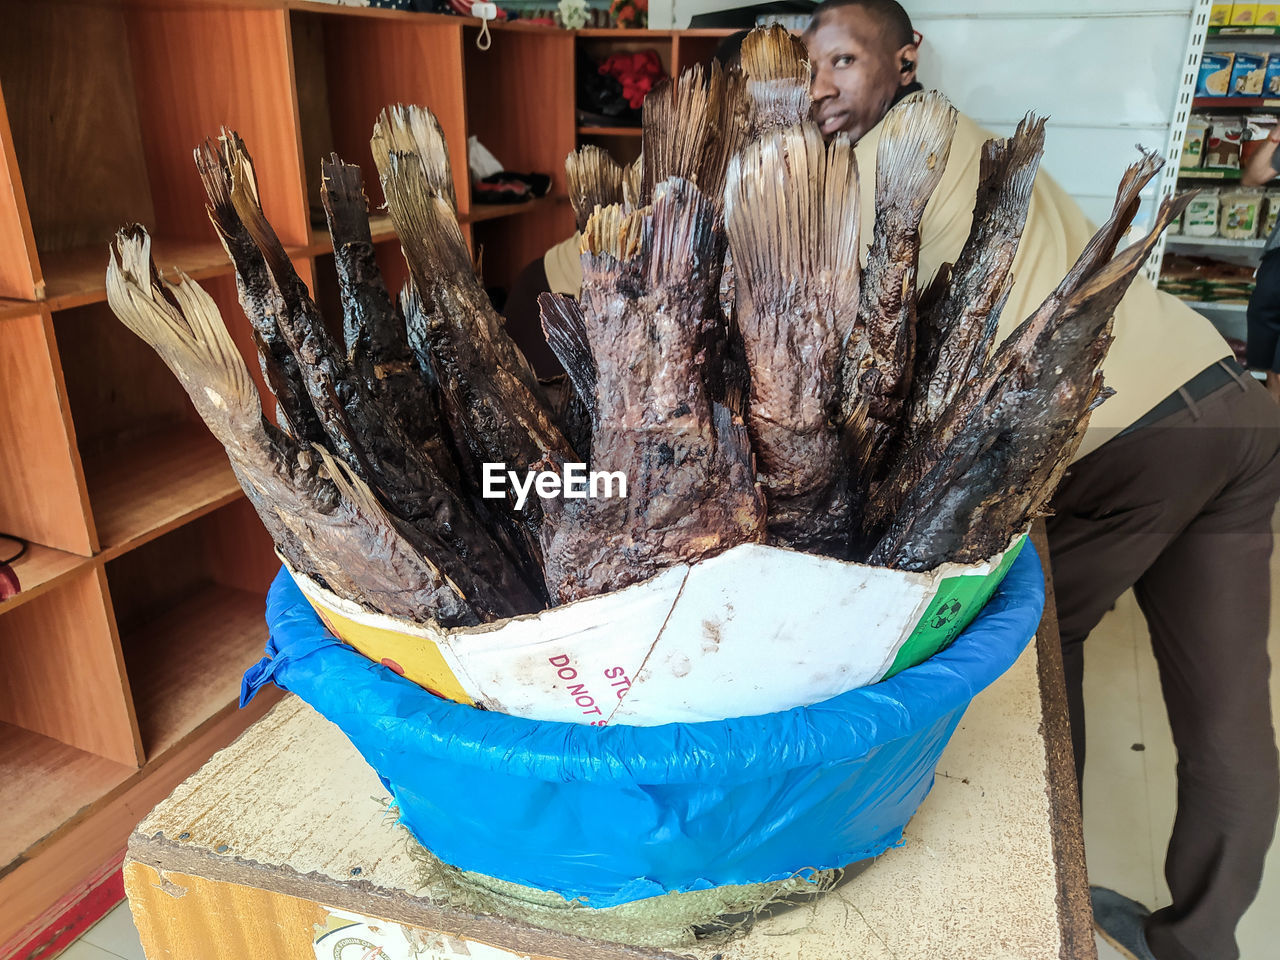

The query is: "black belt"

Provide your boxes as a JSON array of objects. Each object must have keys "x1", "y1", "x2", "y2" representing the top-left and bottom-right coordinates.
[{"x1": 1117, "y1": 358, "x2": 1249, "y2": 438}]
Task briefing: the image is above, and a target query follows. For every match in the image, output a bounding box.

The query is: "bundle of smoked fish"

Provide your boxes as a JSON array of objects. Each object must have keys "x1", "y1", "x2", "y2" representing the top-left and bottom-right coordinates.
[{"x1": 106, "y1": 25, "x2": 1186, "y2": 625}]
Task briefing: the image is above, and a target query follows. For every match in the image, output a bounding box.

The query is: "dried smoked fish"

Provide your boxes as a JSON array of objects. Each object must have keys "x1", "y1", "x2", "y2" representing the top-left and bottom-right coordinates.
[
  {"x1": 908, "y1": 115, "x2": 1046, "y2": 435},
  {"x1": 106, "y1": 227, "x2": 479, "y2": 625},
  {"x1": 195, "y1": 134, "x2": 326, "y2": 445},
  {"x1": 871, "y1": 147, "x2": 1166, "y2": 534},
  {"x1": 320, "y1": 154, "x2": 457, "y2": 486},
  {"x1": 221, "y1": 135, "x2": 546, "y2": 617},
  {"x1": 538, "y1": 182, "x2": 766, "y2": 602},
  {"x1": 841, "y1": 91, "x2": 957, "y2": 483},
  {"x1": 870, "y1": 190, "x2": 1191, "y2": 571},
  {"x1": 725, "y1": 123, "x2": 859, "y2": 552},
  {"x1": 641, "y1": 61, "x2": 745, "y2": 205},
  {"x1": 374, "y1": 108, "x2": 569, "y2": 481}
]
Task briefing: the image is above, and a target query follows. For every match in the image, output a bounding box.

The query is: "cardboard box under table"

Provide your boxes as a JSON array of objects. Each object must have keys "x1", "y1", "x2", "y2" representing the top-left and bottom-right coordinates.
[{"x1": 122, "y1": 538, "x2": 1092, "y2": 960}]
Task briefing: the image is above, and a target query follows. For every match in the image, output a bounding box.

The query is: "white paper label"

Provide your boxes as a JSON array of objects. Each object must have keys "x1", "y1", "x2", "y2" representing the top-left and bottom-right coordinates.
[{"x1": 314, "y1": 908, "x2": 530, "y2": 960}]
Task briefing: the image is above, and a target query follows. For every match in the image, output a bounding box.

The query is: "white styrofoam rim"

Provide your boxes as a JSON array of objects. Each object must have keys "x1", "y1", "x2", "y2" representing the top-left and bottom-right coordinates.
[{"x1": 284, "y1": 533, "x2": 1025, "y2": 641}]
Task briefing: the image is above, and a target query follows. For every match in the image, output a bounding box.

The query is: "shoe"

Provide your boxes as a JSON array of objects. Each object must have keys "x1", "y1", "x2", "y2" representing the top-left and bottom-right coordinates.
[{"x1": 1091, "y1": 886, "x2": 1157, "y2": 960}]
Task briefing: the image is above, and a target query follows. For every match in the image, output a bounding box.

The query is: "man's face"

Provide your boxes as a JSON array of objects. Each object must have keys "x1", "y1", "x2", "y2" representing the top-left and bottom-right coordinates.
[{"x1": 805, "y1": 7, "x2": 917, "y2": 143}]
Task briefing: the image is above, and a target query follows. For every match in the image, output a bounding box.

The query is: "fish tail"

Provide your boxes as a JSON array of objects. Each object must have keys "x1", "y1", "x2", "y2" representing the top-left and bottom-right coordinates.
[
  {"x1": 740, "y1": 24, "x2": 809, "y2": 83},
  {"x1": 1076, "y1": 191, "x2": 1193, "y2": 305},
  {"x1": 975, "y1": 113, "x2": 1046, "y2": 225},
  {"x1": 221, "y1": 133, "x2": 298, "y2": 287},
  {"x1": 740, "y1": 24, "x2": 810, "y2": 138},
  {"x1": 582, "y1": 202, "x2": 648, "y2": 264},
  {"x1": 538, "y1": 292, "x2": 597, "y2": 418},
  {"x1": 874, "y1": 91, "x2": 958, "y2": 218},
  {"x1": 370, "y1": 104, "x2": 458, "y2": 212},
  {"x1": 1068, "y1": 147, "x2": 1165, "y2": 283},
  {"x1": 106, "y1": 226, "x2": 262, "y2": 438},
  {"x1": 707, "y1": 61, "x2": 749, "y2": 193},
  {"x1": 194, "y1": 137, "x2": 237, "y2": 242},
  {"x1": 566, "y1": 144, "x2": 624, "y2": 231},
  {"x1": 725, "y1": 124, "x2": 860, "y2": 318},
  {"x1": 645, "y1": 177, "x2": 720, "y2": 290},
  {"x1": 641, "y1": 66, "x2": 716, "y2": 201},
  {"x1": 622, "y1": 155, "x2": 644, "y2": 209},
  {"x1": 320, "y1": 154, "x2": 373, "y2": 243},
  {"x1": 1041, "y1": 189, "x2": 1190, "y2": 352},
  {"x1": 380, "y1": 152, "x2": 475, "y2": 281}
]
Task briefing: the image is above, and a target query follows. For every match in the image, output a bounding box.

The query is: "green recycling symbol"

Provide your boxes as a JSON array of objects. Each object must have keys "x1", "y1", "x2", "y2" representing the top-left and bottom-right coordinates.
[{"x1": 930, "y1": 598, "x2": 963, "y2": 629}]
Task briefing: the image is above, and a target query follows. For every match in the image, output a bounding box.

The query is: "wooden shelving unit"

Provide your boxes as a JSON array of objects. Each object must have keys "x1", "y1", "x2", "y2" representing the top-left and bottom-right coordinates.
[
  {"x1": 571, "y1": 26, "x2": 737, "y2": 166},
  {"x1": 0, "y1": 4, "x2": 725, "y2": 952}
]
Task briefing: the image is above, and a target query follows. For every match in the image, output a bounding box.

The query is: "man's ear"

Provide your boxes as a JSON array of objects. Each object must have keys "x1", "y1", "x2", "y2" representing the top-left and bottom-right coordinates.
[{"x1": 896, "y1": 42, "x2": 919, "y2": 88}]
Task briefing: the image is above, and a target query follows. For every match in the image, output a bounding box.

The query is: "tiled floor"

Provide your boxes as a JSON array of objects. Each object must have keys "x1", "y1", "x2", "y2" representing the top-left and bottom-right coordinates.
[
  {"x1": 57, "y1": 536, "x2": 1280, "y2": 960},
  {"x1": 57, "y1": 901, "x2": 144, "y2": 960},
  {"x1": 1083, "y1": 520, "x2": 1280, "y2": 959}
]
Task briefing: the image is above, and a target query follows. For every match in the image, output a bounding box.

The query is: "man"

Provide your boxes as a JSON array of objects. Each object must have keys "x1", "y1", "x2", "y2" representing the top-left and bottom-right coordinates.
[
  {"x1": 1241, "y1": 125, "x2": 1280, "y2": 402},
  {"x1": 806, "y1": 3, "x2": 1280, "y2": 960}
]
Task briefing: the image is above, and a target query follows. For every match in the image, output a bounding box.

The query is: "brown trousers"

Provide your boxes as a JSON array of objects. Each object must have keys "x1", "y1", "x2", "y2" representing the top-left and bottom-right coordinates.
[{"x1": 1047, "y1": 371, "x2": 1280, "y2": 960}]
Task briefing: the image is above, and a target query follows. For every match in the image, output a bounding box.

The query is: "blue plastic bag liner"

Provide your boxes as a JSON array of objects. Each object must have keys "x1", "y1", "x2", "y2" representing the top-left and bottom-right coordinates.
[{"x1": 242, "y1": 544, "x2": 1044, "y2": 908}]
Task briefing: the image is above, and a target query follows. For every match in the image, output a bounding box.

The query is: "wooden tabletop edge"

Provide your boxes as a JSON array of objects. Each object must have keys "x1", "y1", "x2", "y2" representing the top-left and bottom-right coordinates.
[{"x1": 1030, "y1": 521, "x2": 1097, "y2": 960}]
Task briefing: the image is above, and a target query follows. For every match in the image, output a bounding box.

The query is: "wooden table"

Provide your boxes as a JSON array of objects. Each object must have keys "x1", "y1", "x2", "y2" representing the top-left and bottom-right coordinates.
[{"x1": 123, "y1": 539, "x2": 1094, "y2": 960}]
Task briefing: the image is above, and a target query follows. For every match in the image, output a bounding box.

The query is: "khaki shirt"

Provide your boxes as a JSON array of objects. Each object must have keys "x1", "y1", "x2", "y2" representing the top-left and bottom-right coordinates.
[
  {"x1": 854, "y1": 109, "x2": 1230, "y2": 459},
  {"x1": 544, "y1": 111, "x2": 1228, "y2": 459},
  {"x1": 544, "y1": 234, "x2": 584, "y2": 297}
]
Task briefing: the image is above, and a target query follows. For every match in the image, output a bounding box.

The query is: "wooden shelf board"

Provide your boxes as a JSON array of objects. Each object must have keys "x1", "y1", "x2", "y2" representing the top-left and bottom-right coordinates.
[
  {"x1": 304, "y1": 199, "x2": 566, "y2": 242},
  {"x1": 463, "y1": 193, "x2": 567, "y2": 224},
  {"x1": 576, "y1": 28, "x2": 674, "y2": 37},
  {"x1": 82, "y1": 427, "x2": 241, "y2": 555},
  {"x1": 0, "y1": 298, "x2": 39, "y2": 321},
  {"x1": 39, "y1": 239, "x2": 235, "y2": 312},
  {"x1": 298, "y1": 212, "x2": 396, "y2": 259},
  {"x1": 121, "y1": 582, "x2": 269, "y2": 761},
  {"x1": 0, "y1": 544, "x2": 95, "y2": 618},
  {"x1": 288, "y1": 1, "x2": 456, "y2": 25},
  {"x1": 577, "y1": 125, "x2": 642, "y2": 136},
  {"x1": 675, "y1": 28, "x2": 742, "y2": 37},
  {"x1": 0, "y1": 722, "x2": 135, "y2": 870},
  {"x1": 0, "y1": 683, "x2": 283, "y2": 953},
  {"x1": 288, "y1": 1, "x2": 557, "y2": 34}
]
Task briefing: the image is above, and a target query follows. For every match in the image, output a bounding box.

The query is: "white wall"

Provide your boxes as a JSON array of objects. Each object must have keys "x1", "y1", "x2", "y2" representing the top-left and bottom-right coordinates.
[{"x1": 655, "y1": 0, "x2": 1198, "y2": 230}]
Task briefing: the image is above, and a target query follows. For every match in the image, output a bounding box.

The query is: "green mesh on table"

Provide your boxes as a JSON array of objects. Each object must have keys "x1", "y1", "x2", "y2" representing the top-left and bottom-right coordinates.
[{"x1": 404, "y1": 838, "x2": 856, "y2": 950}]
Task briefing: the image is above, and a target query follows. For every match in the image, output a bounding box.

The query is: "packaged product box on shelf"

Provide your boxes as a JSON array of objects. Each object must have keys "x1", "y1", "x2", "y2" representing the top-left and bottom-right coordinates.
[
  {"x1": 1261, "y1": 4, "x2": 1280, "y2": 26},
  {"x1": 1232, "y1": 53, "x2": 1267, "y2": 95},
  {"x1": 1211, "y1": 2, "x2": 1233, "y2": 24},
  {"x1": 1204, "y1": 116, "x2": 1245, "y2": 169},
  {"x1": 1242, "y1": 115, "x2": 1276, "y2": 166},
  {"x1": 1198, "y1": 53, "x2": 1236, "y2": 97},
  {"x1": 1159, "y1": 254, "x2": 1257, "y2": 303},
  {"x1": 1232, "y1": 2, "x2": 1259, "y2": 25},
  {"x1": 1266, "y1": 54, "x2": 1280, "y2": 95},
  {"x1": 1219, "y1": 187, "x2": 1264, "y2": 238},
  {"x1": 1183, "y1": 115, "x2": 1211, "y2": 169},
  {"x1": 1264, "y1": 191, "x2": 1280, "y2": 236},
  {"x1": 1186, "y1": 189, "x2": 1222, "y2": 237}
]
